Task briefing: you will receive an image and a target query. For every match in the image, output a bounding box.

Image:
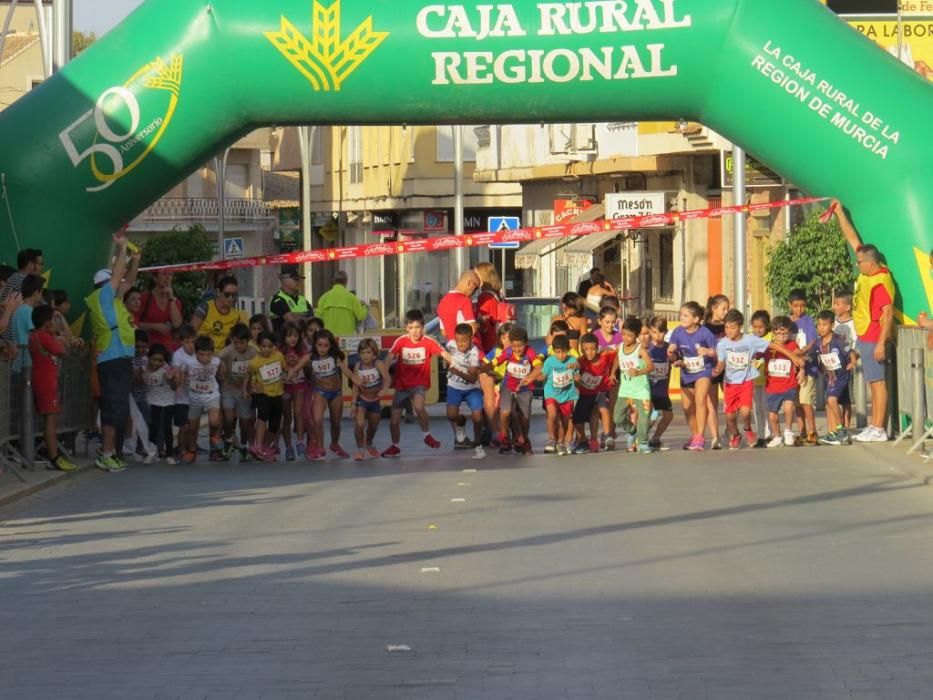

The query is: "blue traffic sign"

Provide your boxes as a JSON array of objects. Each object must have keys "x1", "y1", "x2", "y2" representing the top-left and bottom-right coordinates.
[
  {"x1": 223, "y1": 237, "x2": 245, "y2": 259},
  {"x1": 487, "y1": 216, "x2": 521, "y2": 250}
]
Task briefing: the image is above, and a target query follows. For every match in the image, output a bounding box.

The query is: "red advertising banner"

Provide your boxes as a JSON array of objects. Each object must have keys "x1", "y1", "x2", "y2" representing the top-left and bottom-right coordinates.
[{"x1": 142, "y1": 197, "x2": 828, "y2": 273}]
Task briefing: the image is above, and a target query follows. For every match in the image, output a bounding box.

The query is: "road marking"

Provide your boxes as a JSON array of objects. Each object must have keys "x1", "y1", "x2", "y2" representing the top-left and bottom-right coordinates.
[
  {"x1": 457, "y1": 482, "x2": 471, "y2": 486},
  {"x1": 427, "y1": 523, "x2": 438, "y2": 530},
  {"x1": 420, "y1": 567, "x2": 441, "y2": 573},
  {"x1": 462, "y1": 468, "x2": 477, "y2": 473},
  {"x1": 386, "y1": 645, "x2": 413, "y2": 653},
  {"x1": 450, "y1": 497, "x2": 466, "y2": 503}
]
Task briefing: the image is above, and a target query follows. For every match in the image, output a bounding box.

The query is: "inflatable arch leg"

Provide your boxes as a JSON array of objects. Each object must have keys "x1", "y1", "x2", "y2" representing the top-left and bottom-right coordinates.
[{"x1": 0, "y1": 0, "x2": 929, "y2": 318}]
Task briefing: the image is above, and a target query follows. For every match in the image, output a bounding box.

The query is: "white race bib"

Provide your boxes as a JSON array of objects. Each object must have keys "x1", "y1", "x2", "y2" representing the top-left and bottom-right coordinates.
[
  {"x1": 401, "y1": 347, "x2": 426, "y2": 365},
  {"x1": 820, "y1": 352, "x2": 842, "y2": 371},
  {"x1": 231, "y1": 360, "x2": 249, "y2": 378},
  {"x1": 507, "y1": 361, "x2": 529, "y2": 379},
  {"x1": 552, "y1": 370, "x2": 573, "y2": 388},
  {"x1": 191, "y1": 380, "x2": 214, "y2": 395},
  {"x1": 618, "y1": 357, "x2": 638, "y2": 371},
  {"x1": 358, "y1": 367, "x2": 382, "y2": 388},
  {"x1": 312, "y1": 357, "x2": 338, "y2": 378},
  {"x1": 144, "y1": 373, "x2": 163, "y2": 388},
  {"x1": 259, "y1": 362, "x2": 281, "y2": 384},
  {"x1": 726, "y1": 351, "x2": 750, "y2": 371},
  {"x1": 650, "y1": 362, "x2": 670, "y2": 381},
  {"x1": 683, "y1": 355, "x2": 705, "y2": 373},
  {"x1": 768, "y1": 358, "x2": 792, "y2": 378}
]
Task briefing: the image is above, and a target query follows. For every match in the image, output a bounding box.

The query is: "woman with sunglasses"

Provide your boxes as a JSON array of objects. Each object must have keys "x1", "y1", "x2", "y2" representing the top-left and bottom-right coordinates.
[{"x1": 191, "y1": 275, "x2": 248, "y2": 351}]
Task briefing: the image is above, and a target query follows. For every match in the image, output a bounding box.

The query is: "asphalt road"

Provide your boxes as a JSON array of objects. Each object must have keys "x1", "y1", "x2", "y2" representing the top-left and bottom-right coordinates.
[{"x1": 1, "y1": 417, "x2": 931, "y2": 699}]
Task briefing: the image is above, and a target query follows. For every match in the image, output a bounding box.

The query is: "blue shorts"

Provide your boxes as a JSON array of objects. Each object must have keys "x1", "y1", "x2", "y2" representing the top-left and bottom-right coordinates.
[
  {"x1": 824, "y1": 374, "x2": 851, "y2": 401},
  {"x1": 856, "y1": 339, "x2": 887, "y2": 384},
  {"x1": 766, "y1": 389, "x2": 798, "y2": 414},
  {"x1": 356, "y1": 398, "x2": 382, "y2": 415},
  {"x1": 315, "y1": 388, "x2": 342, "y2": 402},
  {"x1": 447, "y1": 387, "x2": 484, "y2": 413}
]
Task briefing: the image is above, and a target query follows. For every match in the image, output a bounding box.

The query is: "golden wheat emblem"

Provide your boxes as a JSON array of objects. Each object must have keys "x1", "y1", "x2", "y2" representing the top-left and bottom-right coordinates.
[
  {"x1": 265, "y1": 0, "x2": 388, "y2": 92},
  {"x1": 143, "y1": 55, "x2": 184, "y2": 97}
]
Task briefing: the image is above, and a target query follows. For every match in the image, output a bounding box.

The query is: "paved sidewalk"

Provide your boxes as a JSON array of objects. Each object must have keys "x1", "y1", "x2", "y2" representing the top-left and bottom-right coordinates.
[{"x1": 2, "y1": 409, "x2": 932, "y2": 699}]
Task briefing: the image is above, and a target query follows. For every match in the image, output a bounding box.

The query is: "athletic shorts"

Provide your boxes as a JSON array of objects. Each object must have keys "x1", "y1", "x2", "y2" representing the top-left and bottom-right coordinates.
[
  {"x1": 221, "y1": 390, "x2": 254, "y2": 420},
  {"x1": 252, "y1": 394, "x2": 283, "y2": 432},
  {"x1": 284, "y1": 381, "x2": 309, "y2": 397},
  {"x1": 173, "y1": 403, "x2": 190, "y2": 428},
  {"x1": 856, "y1": 339, "x2": 887, "y2": 384},
  {"x1": 392, "y1": 385, "x2": 426, "y2": 409},
  {"x1": 97, "y1": 358, "x2": 132, "y2": 429},
  {"x1": 766, "y1": 389, "x2": 798, "y2": 414},
  {"x1": 651, "y1": 395, "x2": 673, "y2": 412},
  {"x1": 188, "y1": 399, "x2": 220, "y2": 420},
  {"x1": 572, "y1": 393, "x2": 608, "y2": 424},
  {"x1": 544, "y1": 397, "x2": 574, "y2": 418},
  {"x1": 315, "y1": 388, "x2": 342, "y2": 402},
  {"x1": 724, "y1": 381, "x2": 755, "y2": 414},
  {"x1": 356, "y1": 398, "x2": 382, "y2": 415},
  {"x1": 824, "y1": 374, "x2": 851, "y2": 401},
  {"x1": 447, "y1": 387, "x2": 483, "y2": 413},
  {"x1": 32, "y1": 378, "x2": 60, "y2": 415},
  {"x1": 500, "y1": 387, "x2": 532, "y2": 416},
  {"x1": 797, "y1": 374, "x2": 817, "y2": 407},
  {"x1": 711, "y1": 372, "x2": 725, "y2": 387}
]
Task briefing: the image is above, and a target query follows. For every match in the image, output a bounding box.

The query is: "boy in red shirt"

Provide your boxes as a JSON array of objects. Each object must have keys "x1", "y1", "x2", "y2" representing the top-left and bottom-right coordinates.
[
  {"x1": 572, "y1": 332, "x2": 615, "y2": 453},
  {"x1": 383, "y1": 309, "x2": 454, "y2": 458},
  {"x1": 764, "y1": 316, "x2": 804, "y2": 448},
  {"x1": 29, "y1": 305, "x2": 76, "y2": 471},
  {"x1": 489, "y1": 325, "x2": 541, "y2": 454}
]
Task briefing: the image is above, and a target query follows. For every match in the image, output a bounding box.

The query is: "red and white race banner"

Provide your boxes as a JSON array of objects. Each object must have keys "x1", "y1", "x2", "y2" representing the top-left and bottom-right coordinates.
[{"x1": 141, "y1": 197, "x2": 829, "y2": 273}]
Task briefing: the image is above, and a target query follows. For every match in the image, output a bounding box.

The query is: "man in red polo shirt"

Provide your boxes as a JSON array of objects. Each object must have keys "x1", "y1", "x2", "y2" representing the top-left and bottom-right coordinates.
[{"x1": 436, "y1": 270, "x2": 481, "y2": 341}]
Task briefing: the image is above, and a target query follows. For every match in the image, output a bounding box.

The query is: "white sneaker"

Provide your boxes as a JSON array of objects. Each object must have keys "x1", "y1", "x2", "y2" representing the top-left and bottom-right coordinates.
[
  {"x1": 767, "y1": 436, "x2": 784, "y2": 448},
  {"x1": 783, "y1": 431, "x2": 795, "y2": 447},
  {"x1": 855, "y1": 425, "x2": 888, "y2": 443},
  {"x1": 143, "y1": 451, "x2": 157, "y2": 464},
  {"x1": 455, "y1": 425, "x2": 467, "y2": 443},
  {"x1": 472, "y1": 446, "x2": 486, "y2": 460}
]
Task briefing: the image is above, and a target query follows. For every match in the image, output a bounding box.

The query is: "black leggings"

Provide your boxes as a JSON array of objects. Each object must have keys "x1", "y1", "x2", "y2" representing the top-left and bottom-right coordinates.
[
  {"x1": 148, "y1": 405, "x2": 175, "y2": 456},
  {"x1": 252, "y1": 394, "x2": 283, "y2": 433}
]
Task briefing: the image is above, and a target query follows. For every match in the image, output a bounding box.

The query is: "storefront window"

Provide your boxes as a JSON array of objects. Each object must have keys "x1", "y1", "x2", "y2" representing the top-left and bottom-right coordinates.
[{"x1": 401, "y1": 249, "x2": 452, "y2": 320}]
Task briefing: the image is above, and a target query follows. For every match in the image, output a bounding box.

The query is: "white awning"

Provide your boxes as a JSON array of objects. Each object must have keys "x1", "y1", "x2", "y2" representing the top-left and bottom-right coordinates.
[
  {"x1": 514, "y1": 203, "x2": 606, "y2": 270},
  {"x1": 557, "y1": 230, "x2": 620, "y2": 268}
]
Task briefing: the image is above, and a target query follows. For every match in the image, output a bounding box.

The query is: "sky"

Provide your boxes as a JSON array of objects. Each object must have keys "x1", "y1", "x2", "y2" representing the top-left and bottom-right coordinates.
[{"x1": 74, "y1": 0, "x2": 144, "y2": 37}]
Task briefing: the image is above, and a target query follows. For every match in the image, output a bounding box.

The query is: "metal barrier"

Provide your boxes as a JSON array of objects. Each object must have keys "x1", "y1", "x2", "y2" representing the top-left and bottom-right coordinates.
[
  {"x1": 0, "y1": 348, "x2": 97, "y2": 478},
  {"x1": 893, "y1": 327, "x2": 931, "y2": 454}
]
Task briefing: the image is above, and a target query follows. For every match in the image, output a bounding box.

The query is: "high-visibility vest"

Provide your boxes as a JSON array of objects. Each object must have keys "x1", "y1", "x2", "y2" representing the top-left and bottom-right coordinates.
[
  {"x1": 271, "y1": 290, "x2": 311, "y2": 316},
  {"x1": 85, "y1": 287, "x2": 135, "y2": 358}
]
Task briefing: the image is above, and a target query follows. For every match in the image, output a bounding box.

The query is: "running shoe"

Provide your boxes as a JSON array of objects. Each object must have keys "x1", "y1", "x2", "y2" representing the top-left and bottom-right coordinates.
[
  {"x1": 331, "y1": 444, "x2": 350, "y2": 458},
  {"x1": 472, "y1": 445, "x2": 486, "y2": 460},
  {"x1": 555, "y1": 443, "x2": 566, "y2": 456},
  {"x1": 728, "y1": 434, "x2": 741, "y2": 450},
  {"x1": 767, "y1": 436, "x2": 784, "y2": 448},
  {"x1": 262, "y1": 447, "x2": 279, "y2": 462},
  {"x1": 588, "y1": 439, "x2": 600, "y2": 454},
  {"x1": 710, "y1": 438, "x2": 722, "y2": 451},
  {"x1": 498, "y1": 439, "x2": 513, "y2": 454},
  {"x1": 49, "y1": 454, "x2": 77, "y2": 472},
  {"x1": 784, "y1": 431, "x2": 795, "y2": 447},
  {"x1": 603, "y1": 436, "x2": 615, "y2": 451},
  {"x1": 285, "y1": 446, "x2": 296, "y2": 462},
  {"x1": 296, "y1": 442, "x2": 306, "y2": 459},
  {"x1": 744, "y1": 429, "x2": 758, "y2": 447},
  {"x1": 208, "y1": 448, "x2": 226, "y2": 462},
  {"x1": 95, "y1": 454, "x2": 125, "y2": 472},
  {"x1": 805, "y1": 432, "x2": 820, "y2": 446},
  {"x1": 366, "y1": 446, "x2": 380, "y2": 458},
  {"x1": 686, "y1": 436, "x2": 705, "y2": 451},
  {"x1": 309, "y1": 448, "x2": 326, "y2": 462},
  {"x1": 455, "y1": 425, "x2": 467, "y2": 444},
  {"x1": 627, "y1": 442, "x2": 638, "y2": 453},
  {"x1": 181, "y1": 451, "x2": 197, "y2": 464},
  {"x1": 544, "y1": 440, "x2": 557, "y2": 454},
  {"x1": 793, "y1": 435, "x2": 805, "y2": 447},
  {"x1": 248, "y1": 445, "x2": 266, "y2": 462},
  {"x1": 837, "y1": 428, "x2": 851, "y2": 445},
  {"x1": 854, "y1": 425, "x2": 888, "y2": 443},
  {"x1": 818, "y1": 431, "x2": 842, "y2": 446},
  {"x1": 381, "y1": 445, "x2": 401, "y2": 458},
  {"x1": 572, "y1": 441, "x2": 589, "y2": 455},
  {"x1": 424, "y1": 434, "x2": 441, "y2": 449},
  {"x1": 222, "y1": 441, "x2": 234, "y2": 460},
  {"x1": 637, "y1": 442, "x2": 653, "y2": 455},
  {"x1": 454, "y1": 437, "x2": 472, "y2": 450}
]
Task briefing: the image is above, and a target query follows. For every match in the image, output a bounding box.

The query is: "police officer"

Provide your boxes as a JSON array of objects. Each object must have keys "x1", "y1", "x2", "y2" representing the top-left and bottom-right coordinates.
[{"x1": 270, "y1": 270, "x2": 312, "y2": 334}]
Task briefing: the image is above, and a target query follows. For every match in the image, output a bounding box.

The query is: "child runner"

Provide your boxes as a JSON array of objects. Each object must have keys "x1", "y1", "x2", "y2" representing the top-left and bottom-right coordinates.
[
  {"x1": 306, "y1": 328, "x2": 356, "y2": 461},
  {"x1": 445, "y1": 323, "x2": 486, "y2": 459},
  {"x1": 667, "y1": 301, "x2": 718, "y2": 451},
  {"x1": 143, "y1": 343, "x2": 177, "y2": 464},
  {"x1": 815, "y1": 310, "x2": 857, "y2": 446},
  {"x1": 249, "y1": 314, "x2": 272, "y2": 345},
  {"x1": 29, "y1": 305, "x2": 75, "y2": 471},
  {"x1": 646, "y1": 317, "x2": 674, "y2": 450},
  {"x1": 788, "y1": 289, "x2": 820, "y2": 445},
  {"x1": 594, "y1": 307, "x2": 623, "y2": 449},
  {"x1": 749, "y1": 310, "x2": 773, "y2": 447},
  {"x1": 714, "y1": 310, "x2": 801, "y2": 450},
  {"x1": 171, "y1": 324, "x2": 199, "y2": 463},
  {"x1": 352, "y1": 337, "x2": 390, "y2": 460},
  {"x1": 279, "y1": 321, "x2": 309, "y2": 461},
  {"x1": 383, "y1": 309, "x2": 452, "y2": 458},
  {"x1": 764, "y1": 317, "x2": 804, "y2": 448},
  {"x1": 246, "y1": 331, "x2": 285, "y2": 461},
  {"x1": 572, "y1": 332, "x2": 614, "y2": 454},
  {"x1": 185, "y1": 336, "x2": 224, "y2": 462},
  {"x1": 704, "y1": 294, "x2": 730, "y2": 449},
  {"x1": 482, "y1": 322, "x2": 513, "y2": 448},
  {"x1": 531, "y1": 334, "x2": 579, "y2": 455},
  {"x1": 219, "y1": 323, "x2": 256, "y2": 461},
  {"x1": 129, "y1": 329, "x2": 156, "y2": 462},
  {"x1": 613, "y1": 317, "x2": 655, "y2": 454},
  {"x1": 490, "y1": 325, "x2": 541, "y2": 455},
  {"x1": 832, "y1": 290, "x2": 856, "y2": 431}
]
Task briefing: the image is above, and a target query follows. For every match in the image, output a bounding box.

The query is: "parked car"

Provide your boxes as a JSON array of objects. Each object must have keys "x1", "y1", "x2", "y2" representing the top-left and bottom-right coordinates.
[{"x1": 424, "y1": 296, "x2": 561, "y2": 399}]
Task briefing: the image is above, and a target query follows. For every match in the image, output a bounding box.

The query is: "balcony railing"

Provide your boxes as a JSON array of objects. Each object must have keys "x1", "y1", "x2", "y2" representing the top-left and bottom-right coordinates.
[{"x1": 133, "y1": 198, "x2": 275, "y2": 223}]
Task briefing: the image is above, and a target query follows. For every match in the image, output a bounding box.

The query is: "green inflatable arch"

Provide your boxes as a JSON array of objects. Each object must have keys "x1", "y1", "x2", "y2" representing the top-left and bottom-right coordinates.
[{"x1": 0, "y1": 0, "x2": 930, "y2": 320}]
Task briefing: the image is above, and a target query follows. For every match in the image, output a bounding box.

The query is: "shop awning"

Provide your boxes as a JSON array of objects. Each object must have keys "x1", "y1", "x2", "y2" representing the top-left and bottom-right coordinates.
[
  {"x1": 557, "y1": 229, "x2": 620, "y2": 268},
  {"x1": 514, "y1": 203, "x2": 606, "y2": 270}
]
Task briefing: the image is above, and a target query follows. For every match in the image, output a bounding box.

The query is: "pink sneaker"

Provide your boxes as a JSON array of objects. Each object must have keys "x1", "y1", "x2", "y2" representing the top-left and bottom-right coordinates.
[
  {"x1": 310, "y1": 448, "x2": 327, "y2": 462},
  {"x1": 262, "y1": 447, "x2": 278, "y2": 462},
  {"x1": 686, "y1": 436, "x2": 706, "y2": 451},
  {"x1": 331, "y1": 444, "x2": 350, "y2": 459},
  {"x1": 424, "y1": 434, "x2": 441, "y2": 449}
]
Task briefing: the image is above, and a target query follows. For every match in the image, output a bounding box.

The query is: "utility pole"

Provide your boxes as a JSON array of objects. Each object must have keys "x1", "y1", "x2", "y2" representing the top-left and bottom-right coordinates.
[
  {"x1": 732, "y1": 146, "x2": 747, "y2": 316},
  {"x1": 453, "y1": 124, "x2": 465, "y2": 286},
  {"x1": 51, "y1": 0, "x2": 71, "y2": 73}
]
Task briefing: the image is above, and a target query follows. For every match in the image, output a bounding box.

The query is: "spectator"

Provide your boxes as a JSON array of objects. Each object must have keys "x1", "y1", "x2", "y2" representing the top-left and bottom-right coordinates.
[
  {"x1": 0, "y1": 289, "x2": 22, "y2": 337},
  {"x1": 577, "y1": 267, "x2": 601, "y2": 298},
  {"x1": 436, "y1": 270, "x2": 481, "y2": 340},
  {"x1": 316, "y1": 270, "x2": 368, "y2": 337},
  {"x1": 10, "y1": 273, "x2": 44, "y2": 373},
  {"x1": 474, "y1": 262, "x2": 505, "y2": 354},
  {"x1": 583, "y1": 271, "x2": 617, "y2": 311},
  {"x1": 137, "y1": 270, "x2": 183, "y2": 351},
  {"x1": 270, "y1": 271, "x2": 313, "y2": 334},
  {"x1": 124, "y1": 288, "x2": 143, "y2": 324},
  {"x1": 1, "y1": 248, "x2": 43, "y2": 345},
  {"x1": 832, "y1": 201, "x2": 896, "y2": 442},
  {"x1": 85, "y1": 232, "x2": 140, "y2": 472},
  {"x1": 192, "y1": 275, "x2": 247, "y2": 350},
  {"x1": 549, "y1": 292, "x2": 589, "y2": 351},
  {"x1": 49, "y1": 289, "x2": 83, "y2": 350}
]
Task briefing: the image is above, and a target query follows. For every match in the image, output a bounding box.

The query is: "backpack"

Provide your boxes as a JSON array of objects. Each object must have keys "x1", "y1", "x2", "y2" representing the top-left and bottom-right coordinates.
[{"x1": 494, "y1": 298, "x2": 516, "y2": 325}]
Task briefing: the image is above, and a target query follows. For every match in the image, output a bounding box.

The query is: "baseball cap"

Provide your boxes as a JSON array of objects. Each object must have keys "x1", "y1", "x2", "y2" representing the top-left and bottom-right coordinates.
[{"x1": 93, "y1": 269, "x2": 112, "y2": 285}]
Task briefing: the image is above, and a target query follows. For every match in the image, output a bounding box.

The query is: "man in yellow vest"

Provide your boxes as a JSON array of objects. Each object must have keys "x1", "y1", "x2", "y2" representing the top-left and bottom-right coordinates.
[
  {"x1": 86, "y1": 232, "x2": 140, "y2": 472},
  {"x1": 192, "y1": 275, "x2": 247, "y2": 349},
  {"x1": 317, "y1": 270, "x2": 368, "y2": 337},
  {"x1": 269, "y1": 271, "x2": 312, "y2": 334},
  {"x1": 832, "y1": 201, "x2": 896, "y2": 443}
]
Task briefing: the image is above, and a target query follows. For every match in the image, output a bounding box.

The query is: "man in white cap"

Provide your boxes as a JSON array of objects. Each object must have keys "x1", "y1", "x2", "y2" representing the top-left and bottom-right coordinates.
[{"x1": 85, "y1": 231, "x2": 140, "y2": 472}]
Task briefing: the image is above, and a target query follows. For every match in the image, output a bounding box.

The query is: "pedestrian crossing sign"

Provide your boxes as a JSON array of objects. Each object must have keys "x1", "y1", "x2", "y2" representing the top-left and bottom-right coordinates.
[
  {"x1": 487, "y1": 216, "x2": 521, "y2": 249},
  {"x1": 223, "y1": 237, "x2": 245, "y2": 259}
]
